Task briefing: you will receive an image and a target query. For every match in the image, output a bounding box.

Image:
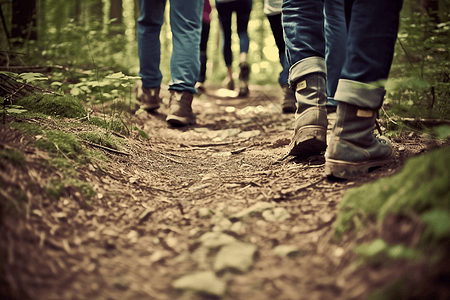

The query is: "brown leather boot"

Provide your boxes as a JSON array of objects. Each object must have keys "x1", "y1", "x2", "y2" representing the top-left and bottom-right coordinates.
[
  {"x1": 288, "y1": 73, "x2": 328, "y2": 157},
  {"x1": 281, "y1": 84, "x2": 296, "y2": 113},
  {"x1": 135, "y1": 81, "x2": 161, "y2": 112},
  {"x1": 166, "y1": 91, "x2": 196, "y2": 126}
]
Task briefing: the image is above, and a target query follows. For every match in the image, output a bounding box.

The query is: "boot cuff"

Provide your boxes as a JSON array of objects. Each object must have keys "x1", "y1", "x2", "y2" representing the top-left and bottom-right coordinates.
[
  {"x1": 335, "y1": 79, "x2": 386, "y2": 109},
  {"x1": 289, "y1": 57, "x2": 326, "y2": 86}
]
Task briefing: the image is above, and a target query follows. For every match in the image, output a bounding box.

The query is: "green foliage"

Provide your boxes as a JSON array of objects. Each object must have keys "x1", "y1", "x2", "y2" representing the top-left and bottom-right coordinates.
[
  {"x1": 421, "y1": 209, "x2": 450, "y2": 241},
  {"x1": 334, "y1": 146, "x2": 450, "y2": 241},
  {"x1": 17, "y1": 94, "x2": 87, "y2": 118},
  {"x1": 433, "y1": 124, "x2": 450, "y2": 139},
  {"x1": 35, "y1": 130, "x2": 83, "y2": 158},
  {"x1": 354, "y1": 239, "x2": 422, "y2": 262},
  {"x1": 133, "y1": 126, "x2": 148, "y2": 139},
  {"x1": 388, "y1": 6, "x2": 450, "y2": 119}
]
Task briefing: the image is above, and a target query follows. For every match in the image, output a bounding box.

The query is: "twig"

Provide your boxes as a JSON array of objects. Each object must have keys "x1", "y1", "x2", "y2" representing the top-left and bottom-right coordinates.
[
  {"x1": 159, "y1": 153, "x2": 184, "y2": 164},
  {"x1": 83, "y1": 141, "x2": 131, "y2": 156},
  {"x1": 180, "y1": 138, "x2": 249, "y2": 148}
]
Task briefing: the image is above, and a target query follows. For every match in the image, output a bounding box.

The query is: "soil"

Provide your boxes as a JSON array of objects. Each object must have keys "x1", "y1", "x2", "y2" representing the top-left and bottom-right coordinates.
[{"x1": 1, "y1": 83, "x2": 448, "y2": 300}]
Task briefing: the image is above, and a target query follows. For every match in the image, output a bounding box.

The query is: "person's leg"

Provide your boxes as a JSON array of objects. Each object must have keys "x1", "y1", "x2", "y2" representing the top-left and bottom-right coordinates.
[
  {"x1": 198, "y1": 21, "x2": 211, "y2": 85},
  {"x1": 166, "y1": 0, "x2": 203, "y2": 126},
  {"x1": 235, "y1": 0, "x2": 252, "y2": 97},
  {"x1": 282, "y1": 0, "x2": 327, "y2": 157},
  {"x1": 168, "y1": 0, "x2": 202, "y2": 94},
  {"x1": 267, "y1": 12, "x2": 295, "y2": 112},
  {"x1": 216, "y1": 1, "x2": 234, "y2": 90},
  {"x1": 136, "y1": 0, "x2": 166, "y2": 111},
  {"x1": 267, "y1": 13, "x2": 288, "y2": 86},
  {"x1": 324, "y1": 0, "x2": 347, "y2": 110},
  {"x1": 325, "y1": 0, "x2": 403, "y2": 178}
]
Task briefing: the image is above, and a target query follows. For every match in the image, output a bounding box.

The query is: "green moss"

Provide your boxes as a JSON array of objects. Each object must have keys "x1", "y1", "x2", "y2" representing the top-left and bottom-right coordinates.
[
  {"x1": 17, "y1": 94, "x2": 86, "y2": 118},
  {"x1": 78, "y1": 131, "x2": 122, "y2": 150},
  {"x1": 88, "y1": 116, "x2": 128, "y2": 135},
  {"x1": 0, "y1": 148, "x2": 26, "y2": 167},
  {"x1": 46, "y1": 178, "x2": 95, "y2": 203},
  {"x1": 35, "y1": 130, "x2": 82, "y2": 158},
  {"x1": 9, "y1": 122, "x2": 43, "y2": 135},
  {"x1": 334, "y1": 146, "x2": 450, "y2": 238}
]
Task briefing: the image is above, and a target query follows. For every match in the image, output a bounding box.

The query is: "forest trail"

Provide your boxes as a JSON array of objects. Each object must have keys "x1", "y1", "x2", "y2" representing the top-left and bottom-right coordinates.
[{"x1": 0, "y1": 83, "x2": 439, "y2": 300}]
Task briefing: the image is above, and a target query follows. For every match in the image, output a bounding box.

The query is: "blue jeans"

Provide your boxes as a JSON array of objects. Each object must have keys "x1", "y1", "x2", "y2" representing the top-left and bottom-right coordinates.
[
  {"x1": 215, "y1": 0, "x2": 252, "y2": 66},
  {"x1": 282, "y1": 0, "x2": 346, "y2": 106},
  {"x1": 137, "y1": 0, "x2": 203, "y2": 94},
  {"x1": 282, "y1": 0, "x2": 402, "y2": 108}
]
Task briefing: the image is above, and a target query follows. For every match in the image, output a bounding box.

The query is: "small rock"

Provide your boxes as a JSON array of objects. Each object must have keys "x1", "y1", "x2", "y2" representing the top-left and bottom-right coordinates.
[
  {"x1": 213, "y1": 242, "x2": 258, "y2": 272},
  {"x1": 172, "y1": 271, "x2": 226, "y2": 297},
  {"x1": 273, "y1": 245, "x2": 300, "y2": 258}
]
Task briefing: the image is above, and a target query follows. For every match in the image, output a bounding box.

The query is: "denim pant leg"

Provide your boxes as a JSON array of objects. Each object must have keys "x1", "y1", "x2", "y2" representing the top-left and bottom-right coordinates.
[
  {"x1": 168, "y1": 0, "x2": 203, "y2": 94},
  {"x1": 137, "y1": 0, "x2": 166, "y2": 89},
  {"x1": 282, "y1": 0, "x2": 326, "y2": 86},
  {"x1": 335, "y1": 0, "x2": 402, "y2": 109},
  {"x1": 324, "y1": 0, "x2": 346, "y2": 106}
]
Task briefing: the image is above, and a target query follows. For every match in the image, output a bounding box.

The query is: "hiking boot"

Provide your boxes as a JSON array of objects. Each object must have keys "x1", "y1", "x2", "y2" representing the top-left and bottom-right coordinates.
[
  {"x1": 195, "y1": 82, "x2": 206, "y2": 94},
  {"x1": 135, "y1": 82, "x2": 161, "y2": 112},
  {"x1": 281, "y1": 84, "x2": 296, "y2": 113},
  {"x1": 223, "y1": 76, "x2": 235, "y2": 91},
  {"x1": 166, "y1": 91, "x2": 196, "y2": 126},
  {"x1": 325, "y1": 102, "x2": 394, "y2": 179},
  {"x1": 288, "y1": 73, "x2": 328, "y2": 157},
  {"x1": 238, "y1": 63, "x2": 249, "y2": 97}
]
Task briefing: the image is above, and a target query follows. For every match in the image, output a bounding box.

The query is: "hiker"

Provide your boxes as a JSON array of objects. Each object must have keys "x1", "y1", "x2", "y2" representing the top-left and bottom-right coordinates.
[
  {"x1": 135, "y1": 0, "x2": 203, "y2": 127},
  {"x1": 263, "y1": 0, "x2": 296, "y2": 113},
  {"x1": 283, "y1": 0, "x2": 402, "y2": 178},
  {"x1": 196, "y1": 0, "x2": 213, "y2": 94},
  {"x1": 215, "y1": 0, "x2": 253, "y2": 97},
  {"x1": 264, "y1": 0, "x2": 346, "y2": 113}
]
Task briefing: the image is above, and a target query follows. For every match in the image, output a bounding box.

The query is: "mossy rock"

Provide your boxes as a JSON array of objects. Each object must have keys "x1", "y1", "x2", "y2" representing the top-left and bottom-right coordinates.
[
  {"x1": 17, "y1": 94, "x2": 86, "y2": 118},
  {"x1": 334, "y1": 146, "x2": 450, "y2": 237}
]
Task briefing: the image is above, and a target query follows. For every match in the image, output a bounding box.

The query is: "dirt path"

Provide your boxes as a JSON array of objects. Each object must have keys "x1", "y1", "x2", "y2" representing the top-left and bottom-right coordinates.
[{"x1": 0, "y1": 84, "x2": 439, "y2": 300}]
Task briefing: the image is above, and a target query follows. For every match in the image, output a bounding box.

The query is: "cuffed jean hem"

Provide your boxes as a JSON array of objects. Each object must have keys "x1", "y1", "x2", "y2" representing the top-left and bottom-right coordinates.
[
  {"x1": 169, "y1": 84, "x2": 197, "y2": 95},
  {"x1": 334, "y1": 79, "x2": 386, "y2": 109},
  {"x1": 289, "y1": 57, "x2": 327, "y2": 87}
]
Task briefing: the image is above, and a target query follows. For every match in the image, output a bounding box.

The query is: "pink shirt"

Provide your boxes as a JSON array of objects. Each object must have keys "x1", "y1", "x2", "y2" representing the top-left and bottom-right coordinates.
[{"x1": 203, "y1": 0, "x2": 212, "y2": 23}]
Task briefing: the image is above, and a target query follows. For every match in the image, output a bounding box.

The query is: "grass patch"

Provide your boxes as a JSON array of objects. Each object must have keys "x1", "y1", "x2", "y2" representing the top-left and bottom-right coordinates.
[
  {"x1": 88, "y1": 116, "x2": 129, "y2": 135},
  {"x1": 17, "y1": 94, "x2": 87, "y2": 118},
  {"x1": 9, "y1": 121, "x2": 43, "y2": 135},
  {"x1": 46, "y1": 178, "x2": 96, "y2": 204},
  {"x1": 78, "y1": 131, "x2": 120, "y2": 150},
  {"x1": 133, "y1": 125, "x2": 148, "y2": 139},
  {"x1": 0, "y1": 148, "x2": 26, "y2": 167},
  {"x1": 35, "y1": 130, "x2": 83, "y2": 158}
]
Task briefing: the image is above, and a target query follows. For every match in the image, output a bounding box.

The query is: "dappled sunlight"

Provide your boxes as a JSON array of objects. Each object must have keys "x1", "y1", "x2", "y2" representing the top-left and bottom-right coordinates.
[{"x1": 215, "y1": 88, "x2": 239, "y2": 98}]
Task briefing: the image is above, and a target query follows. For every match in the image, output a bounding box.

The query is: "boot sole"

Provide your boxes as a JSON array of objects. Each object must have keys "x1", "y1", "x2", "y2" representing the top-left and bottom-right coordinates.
[
  {"x1": 143, "y1": 104, "x2": 160, "y2": 112},
  {"x1": 288, "y1": 125, "x2": 327, "y2": 157},
  {"x1": 325, "y1": 155, "x2": 394, "y2": 179},
  {"x1": 166, "y1": 115, "x2": 196, "y2": 127}
]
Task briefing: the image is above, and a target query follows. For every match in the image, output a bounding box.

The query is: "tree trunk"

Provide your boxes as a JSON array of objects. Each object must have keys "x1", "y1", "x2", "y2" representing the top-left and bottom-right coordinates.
[{"x1": 11, "y1": 0, "x2": 37, "y2": 43}]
